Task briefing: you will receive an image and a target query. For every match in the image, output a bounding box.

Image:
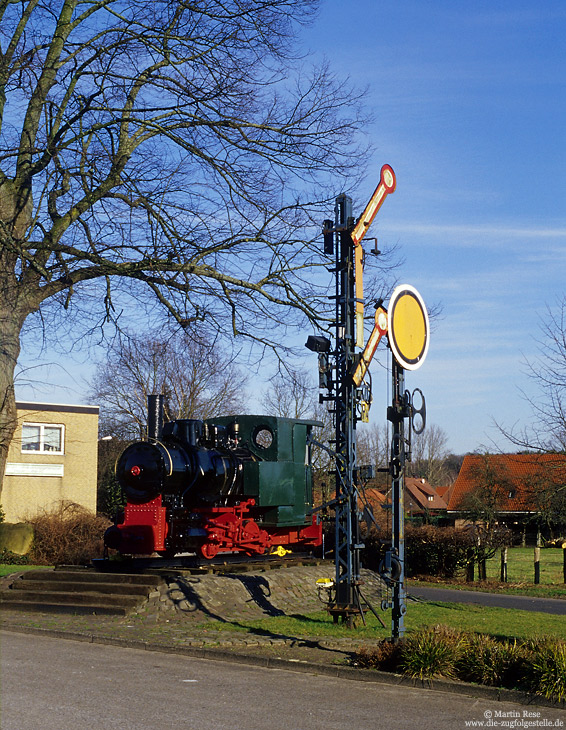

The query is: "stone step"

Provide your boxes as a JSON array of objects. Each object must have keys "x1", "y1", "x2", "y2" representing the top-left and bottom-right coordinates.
[
  {"x1": 23, "y1": 570, "x2": 162, "y2": 587},
  {"x1": 10, "y1": 580, "x2": 154, "y2": 596},
  {"x1": 0, "y1": 598, "x2": 130, "y2": 616},
  {"x1": 0, "y1": 567, "x2": 164, "y2": 615},
  {"x1": 0, "y1": 590, "x2": 142, "y2": 608}
]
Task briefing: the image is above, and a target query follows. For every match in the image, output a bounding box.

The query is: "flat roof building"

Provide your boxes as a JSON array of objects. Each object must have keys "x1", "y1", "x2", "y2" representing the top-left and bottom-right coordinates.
[{"x1": 2, "y1": 402, "x2": 99, "y2": 522}]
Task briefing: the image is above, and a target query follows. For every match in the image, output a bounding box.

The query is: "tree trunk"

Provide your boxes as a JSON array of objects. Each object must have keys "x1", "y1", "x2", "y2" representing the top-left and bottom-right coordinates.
[
  {"x1": 0, "y1": 306, "x2": 24, "y2": 500},
  {"x1": 0, "y1": 176, "x2": 35, "y2": 500}
]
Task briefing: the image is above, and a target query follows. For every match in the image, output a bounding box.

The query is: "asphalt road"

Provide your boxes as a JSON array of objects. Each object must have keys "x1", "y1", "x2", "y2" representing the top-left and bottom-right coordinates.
[
  {"x1": 3, "y1": 631, "x2": 566, "y2": 730},
  {"x1": 408, "y1": 586, "x2": 566, "y2": 614}
]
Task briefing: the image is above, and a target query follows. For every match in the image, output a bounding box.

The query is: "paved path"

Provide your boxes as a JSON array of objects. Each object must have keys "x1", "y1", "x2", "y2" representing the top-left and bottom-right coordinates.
[
  {"x1": 4, "y1": 631, "x2": 564, "y2": 730},
  {"x1": 409, "y1": 585, "x2": 566, "y2": 614}
]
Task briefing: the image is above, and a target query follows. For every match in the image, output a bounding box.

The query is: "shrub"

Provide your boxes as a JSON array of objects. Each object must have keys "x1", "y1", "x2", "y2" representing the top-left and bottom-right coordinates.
[
  {"x1": 404, "y1": 525, "x2": 472, "y2": 578},
  {"x1": 27, "y1": 502, "x2": 111, "y2": 565},
  {"x1": 354, "y1": 630, "x2": 566, "y2": 702},
  {"x1": 359, "y1": 527, "x2": 387, "y2": 573},
  {"x1": 0, "y1": 548, "x2": 30, "y2": 565},
  {"x1": 355, "y1": 639, "x2": 403, "y2": 672}
]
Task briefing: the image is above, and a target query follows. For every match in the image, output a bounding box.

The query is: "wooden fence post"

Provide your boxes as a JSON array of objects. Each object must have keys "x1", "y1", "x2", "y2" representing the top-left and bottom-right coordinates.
[
  {"x1": 500, "y1": 546, "x2": 507, "y2": 582},
  {"x1": 466, "y1": 548, "x2": 474, "y2": 582}
]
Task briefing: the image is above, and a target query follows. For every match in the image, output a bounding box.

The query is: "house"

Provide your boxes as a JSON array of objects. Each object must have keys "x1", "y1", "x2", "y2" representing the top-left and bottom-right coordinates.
[
  {"x1": 405, "y1": 477, "x2": 448, "y2": 518},
  {"x1": 2, "y1": 401, "x2": 99, "y2": 522},
  {"x1": 360, "y1": 477, "x2": 449, "y2": 526},
  {"x1": 446, "y1": 453, "x2": 566, "y2": 538}
]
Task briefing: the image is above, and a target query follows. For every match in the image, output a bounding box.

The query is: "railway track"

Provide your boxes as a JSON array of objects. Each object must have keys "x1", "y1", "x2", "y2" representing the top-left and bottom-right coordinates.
[{"x1": 92, "y1": 552, "x2": 323, "y2": 575}]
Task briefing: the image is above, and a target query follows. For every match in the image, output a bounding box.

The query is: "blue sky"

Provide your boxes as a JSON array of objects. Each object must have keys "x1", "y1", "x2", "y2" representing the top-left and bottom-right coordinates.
[
  {"x1": 15, "y1": 1, "x2": 566, "y2": 455},
  {"x1": 299, "y1": 1, "x2": 566, "y2": 453}
]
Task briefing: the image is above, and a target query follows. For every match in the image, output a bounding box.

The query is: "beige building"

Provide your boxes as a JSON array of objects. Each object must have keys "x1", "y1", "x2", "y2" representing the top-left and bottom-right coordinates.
[{"x1": 2, "y1": 402, "x2": 99, "y2": 523}]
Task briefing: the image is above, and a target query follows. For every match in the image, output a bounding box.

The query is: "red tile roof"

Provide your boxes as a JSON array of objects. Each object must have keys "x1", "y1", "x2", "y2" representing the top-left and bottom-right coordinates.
[
  {"x1": 447, "y1": 453, "x2": 566, "y2": 513},
  {"x1": 405, "y1": 477, "x2": 448, "y2": 512}
]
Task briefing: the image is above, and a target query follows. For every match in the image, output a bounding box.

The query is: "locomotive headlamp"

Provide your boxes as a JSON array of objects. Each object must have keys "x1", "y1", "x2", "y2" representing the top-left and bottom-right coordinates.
[
  {"x1": 130, "y1": 465, "x2": 141, "y2": 476},
  {"x1": 305, "y1": 335, "x2": 331, "y2": 353}
]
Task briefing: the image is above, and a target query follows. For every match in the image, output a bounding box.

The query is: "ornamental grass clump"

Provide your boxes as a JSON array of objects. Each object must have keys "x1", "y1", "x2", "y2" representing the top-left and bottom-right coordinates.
[
  {"x1": 354, "y1": 629, "x2": 566, "y2": 702},
  {"x1": 399, "y1": 625, "x2": 468, "y2": 680},
  {"x1": 454, "y1": 634, "x2": 526, "y2": 688},
  {"x1": 525, "y1": 639, "x2": 566, "y2": 703}
]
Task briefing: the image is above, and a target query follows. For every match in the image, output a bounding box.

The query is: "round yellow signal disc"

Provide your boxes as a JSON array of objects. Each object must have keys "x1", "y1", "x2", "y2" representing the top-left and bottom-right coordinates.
[{"x1": 388, "y1": 284, "x2": 429, "y2": 370}]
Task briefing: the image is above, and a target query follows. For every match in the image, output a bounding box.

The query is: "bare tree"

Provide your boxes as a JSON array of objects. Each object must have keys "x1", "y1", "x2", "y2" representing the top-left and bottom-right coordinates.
[
  {"x1": 408, "y1": 423, "x2": 450, "y2": 486},
  {"x1": 356, "y1": 422, "x2": 389, "y2": 472},
  {"x1": 457, "y1": 454, "x2": 514, "y2": 579},
  {"x1": 458, "y1": 454, "x2": 515, "y2": 532},
  {"x1": 261, "y1": 368, "x2": 334, "y2": 499},
  {"x1": 261, "y1": 368, "x2": 313, "y2": 420},
  {"x1": 0, "y1": 0, "x2": 373, "y2": 493},
  {"x1": 499, "y1": 297, "x2": 566, "y2": 452},
  {"x1": 90, "y1": 328, "x2": 247, "y2": 438}
]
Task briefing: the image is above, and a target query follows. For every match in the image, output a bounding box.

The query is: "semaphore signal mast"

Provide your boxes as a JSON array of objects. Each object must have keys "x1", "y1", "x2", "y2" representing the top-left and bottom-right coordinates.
[{"x1": 307, "y1": 165, "x2": 429, "y2": 638}]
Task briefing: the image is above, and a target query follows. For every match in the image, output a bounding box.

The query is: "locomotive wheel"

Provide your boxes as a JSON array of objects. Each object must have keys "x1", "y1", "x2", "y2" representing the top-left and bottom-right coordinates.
[{"x1": 200, "y1": 542, "x2": 220, "y2": 559}]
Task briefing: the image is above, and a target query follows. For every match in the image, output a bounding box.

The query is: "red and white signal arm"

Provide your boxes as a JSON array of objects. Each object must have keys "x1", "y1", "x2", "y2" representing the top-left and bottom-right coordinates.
[
  {"x1": 351, "y1": 165, "x2": 396, "y2": 246},
  {"x1": 388, "y1": 285, "x2": 429, "y2": 371}
]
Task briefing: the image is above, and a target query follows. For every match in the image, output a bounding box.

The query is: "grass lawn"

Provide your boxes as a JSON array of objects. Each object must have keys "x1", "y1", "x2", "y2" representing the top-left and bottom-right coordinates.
[
  {"x1": 484, "y1": 546, "x2": 565, "y2": 583},
  {"x1": 410, "y1": 546, "x2": 566, "y2": 599},
  {"x1": 200, "y1": 601, "x2": 566, "y2": 643}
]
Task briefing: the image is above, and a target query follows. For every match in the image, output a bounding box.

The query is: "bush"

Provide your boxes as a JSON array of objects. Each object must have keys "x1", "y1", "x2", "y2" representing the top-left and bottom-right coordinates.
[
  {"x1": 26, "y1": 502, "x2": 111, "y2": 565},
  {"x1": 355, "y1": 639, "x2": 403, "y2": 672},
  {"x1": 404, "y1": 525, "x2": 472, "y2": 578},
  {"x1": 359, "y1": 527, "x2": 387, "y2": 573},
  {"x1": 0, "y1": 548, "x2": 30, "y2": 565},
  {"x1": 455, "y1": 634, "x2": 526, "y2": 687}
]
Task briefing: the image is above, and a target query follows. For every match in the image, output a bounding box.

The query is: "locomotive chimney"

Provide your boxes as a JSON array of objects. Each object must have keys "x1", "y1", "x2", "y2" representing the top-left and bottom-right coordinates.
[{"x1": 147, "y1": 394, "x2": 165, "y2": 441}]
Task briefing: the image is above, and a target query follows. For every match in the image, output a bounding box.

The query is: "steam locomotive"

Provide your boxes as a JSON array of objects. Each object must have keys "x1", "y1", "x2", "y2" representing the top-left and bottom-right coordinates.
[{"x1": 104, "y1": 401, "x2": 323, "y2": 559}]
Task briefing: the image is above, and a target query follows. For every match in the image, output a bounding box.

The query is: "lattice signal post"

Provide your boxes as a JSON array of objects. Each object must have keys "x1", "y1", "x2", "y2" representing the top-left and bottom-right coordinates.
[
  {"x1": 308, "y1": 166, "x2": 429, "y2": 637},
  {"x1": 309, "y1": 167, "x2": 396, "y2": 626}
]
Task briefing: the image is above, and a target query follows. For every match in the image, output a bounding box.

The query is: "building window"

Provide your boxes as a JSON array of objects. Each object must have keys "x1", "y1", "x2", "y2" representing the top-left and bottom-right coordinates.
[
  {"x1": 21, "y1": 423, "x2": 64, "y2": 454},
  {"x1": 427, "y1": 495, "x2": 434, "y2": 502}
]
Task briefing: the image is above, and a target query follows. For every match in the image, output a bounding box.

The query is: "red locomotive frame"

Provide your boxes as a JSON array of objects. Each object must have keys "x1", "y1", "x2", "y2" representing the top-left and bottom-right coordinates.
[{"x1": 114, "y1": 496, "x2": 322, "y2": 559}]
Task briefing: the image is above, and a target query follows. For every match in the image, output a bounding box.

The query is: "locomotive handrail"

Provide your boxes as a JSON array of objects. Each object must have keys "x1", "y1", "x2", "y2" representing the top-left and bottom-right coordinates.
[{"x1": 155, "y1": 440, "x2": 174, "y2": 477}]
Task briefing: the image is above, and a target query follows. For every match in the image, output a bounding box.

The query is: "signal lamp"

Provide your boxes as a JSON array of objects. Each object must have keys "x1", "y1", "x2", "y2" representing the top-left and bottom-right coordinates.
[
  {"x1": 305, "y1": 335, "x2": 331, "y2": 353},
  {"x1": 322, "y1": 219, "x2": 334, "y2": 255}
]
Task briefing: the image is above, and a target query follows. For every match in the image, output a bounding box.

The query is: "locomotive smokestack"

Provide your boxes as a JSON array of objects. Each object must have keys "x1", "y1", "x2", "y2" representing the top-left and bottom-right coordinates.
[{"x1": 147, "y1": 394, "x2": 164, "y2": 440}]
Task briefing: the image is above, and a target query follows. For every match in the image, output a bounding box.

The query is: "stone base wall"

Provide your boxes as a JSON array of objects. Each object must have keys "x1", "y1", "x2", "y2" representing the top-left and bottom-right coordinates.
[{"x1": 146, "y1": 565, "x2": 387, "y2": 621}]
